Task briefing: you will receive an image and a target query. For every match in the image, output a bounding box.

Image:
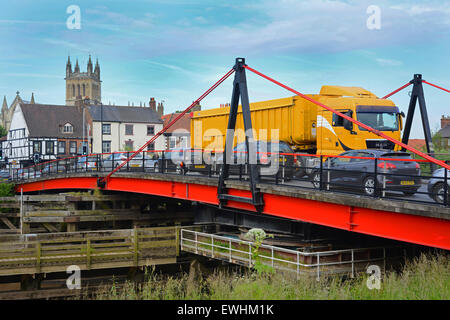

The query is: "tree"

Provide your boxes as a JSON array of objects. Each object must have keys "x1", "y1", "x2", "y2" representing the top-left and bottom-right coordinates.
[
  {"x1": 0, "y1": 125, "x2": 7, "y2": 137},
  {"x1": 431, "y1": 125, "x2": 445, "y2": 153}
]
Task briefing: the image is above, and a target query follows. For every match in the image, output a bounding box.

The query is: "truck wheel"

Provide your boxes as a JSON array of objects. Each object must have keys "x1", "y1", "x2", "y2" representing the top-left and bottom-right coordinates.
[
  {"x1": 363, "y1": 176, "x2": 376, "y2": 196},
  {"x1": 432, "y1": 183, "x2": 446, "y2": 204}
]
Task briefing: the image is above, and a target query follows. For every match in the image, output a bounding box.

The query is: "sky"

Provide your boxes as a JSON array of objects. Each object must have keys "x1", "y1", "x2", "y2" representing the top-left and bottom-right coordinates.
[{"x1": 0, "y1": 0, "x2": 449, "y2": 138}]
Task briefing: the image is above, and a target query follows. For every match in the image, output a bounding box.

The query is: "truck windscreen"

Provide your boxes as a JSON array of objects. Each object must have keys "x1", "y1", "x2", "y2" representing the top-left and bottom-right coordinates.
[{"x1": 356, "y1": 106, "x2": 399, "y2": 131}]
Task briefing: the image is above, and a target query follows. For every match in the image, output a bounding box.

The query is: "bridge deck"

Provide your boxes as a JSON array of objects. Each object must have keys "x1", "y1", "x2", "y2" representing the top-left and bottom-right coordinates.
[{"x1": 14, "y1": 172, "x2": 450, "y2": 250}]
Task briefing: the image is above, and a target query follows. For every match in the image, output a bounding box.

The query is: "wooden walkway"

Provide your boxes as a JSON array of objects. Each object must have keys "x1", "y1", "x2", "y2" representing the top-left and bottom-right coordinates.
[{"x1": 0, "y1": 226, "x2": 180, "y2": 276}]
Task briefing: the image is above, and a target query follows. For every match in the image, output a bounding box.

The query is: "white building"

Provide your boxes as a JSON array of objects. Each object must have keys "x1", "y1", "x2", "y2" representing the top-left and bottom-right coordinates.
[
  {"x1": 3, "y1": 103, "x2": 87, "y2": 167},
  {"x1": 88, "y1": 105, "x2": 164, "y2": 153}
]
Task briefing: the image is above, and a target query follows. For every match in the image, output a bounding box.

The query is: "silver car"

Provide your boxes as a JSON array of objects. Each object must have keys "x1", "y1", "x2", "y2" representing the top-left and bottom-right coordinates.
[
  {"x1": 102, "y1": 152, "x2": 157, "y2": 172},
  {"x1": 427, "y1": 167, "x2": 450, "y2": 204}
]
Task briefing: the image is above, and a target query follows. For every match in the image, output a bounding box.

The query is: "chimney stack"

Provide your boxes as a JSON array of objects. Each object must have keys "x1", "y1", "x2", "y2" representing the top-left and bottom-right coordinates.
[
  {"x1": 149, "y1": 97, "x2": 156, "y2": 111},
  {"x1": 192, "y1": 101, "x2": 201, "y2": 111},
  {"x1": 441, "y1": 115, "x2": 450, "y2": 129},
  {"x1": 157, "y1": 102, "x2": 164, "y2": 116}
]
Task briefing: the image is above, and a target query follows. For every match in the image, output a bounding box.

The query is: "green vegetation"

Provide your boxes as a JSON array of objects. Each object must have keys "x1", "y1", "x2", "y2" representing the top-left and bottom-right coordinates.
[
  {"x1": 0, "y1": 183, "x2": 15, "y2": 197},
  {"x1": 88, "y1": 253, "x2": 449, "y2": 300},
  {"x1": 0, "y1": 125, "x2": 7, "y2": 138}
]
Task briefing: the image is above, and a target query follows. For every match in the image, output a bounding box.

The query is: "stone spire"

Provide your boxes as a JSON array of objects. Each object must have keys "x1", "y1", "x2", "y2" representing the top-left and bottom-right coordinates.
[
  {"x1": 30, "y1": 92, "x2": 35, "y2": 104},
  {"x1": 94, "y1": 58, "x2": 100, "y2": 79},
  {"x1": 66, "y1": 56, "x2": 72, "y2": 77},
  {"x1": 2, "y1": 96, "x2": 7, "y2": 113},
  {"x1": 74, "y1": 58, "x2": 80, "y2": 73},
  {"x1": 87, "y1": 55, "x2": 93, "y2": 75}
]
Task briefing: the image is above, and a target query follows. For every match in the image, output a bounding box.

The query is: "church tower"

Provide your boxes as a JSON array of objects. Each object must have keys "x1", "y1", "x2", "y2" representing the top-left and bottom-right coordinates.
[{"x1": 65, "y1": 55, "x2": 101, "y2": 105}]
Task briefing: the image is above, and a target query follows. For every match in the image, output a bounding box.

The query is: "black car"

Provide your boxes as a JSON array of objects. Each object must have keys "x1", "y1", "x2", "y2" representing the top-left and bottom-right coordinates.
[
  {"x1": 215, "y1": 141, "x2": 297, "y2": 180},
  {"x1": 310, "y1": 149, "x2": 421, "y2": 196}
]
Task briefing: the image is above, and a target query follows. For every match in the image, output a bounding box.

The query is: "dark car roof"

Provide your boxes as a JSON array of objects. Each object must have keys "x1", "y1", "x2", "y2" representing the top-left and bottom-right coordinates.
[{"x1": 346, "y1": 149, "x2": 410, "y2": 156}]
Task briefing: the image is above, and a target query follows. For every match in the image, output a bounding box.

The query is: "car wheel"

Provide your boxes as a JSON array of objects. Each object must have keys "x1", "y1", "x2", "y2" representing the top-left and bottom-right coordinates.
[
  {"x1": 363, "y1": 176, "x2": 376, "y2": 196},
  {"x1": 432, "y1": 183, "x2": 446, "y2": 204},
  {"x1": 311, "y1": 172, "x2": 321, "y2": 189}
]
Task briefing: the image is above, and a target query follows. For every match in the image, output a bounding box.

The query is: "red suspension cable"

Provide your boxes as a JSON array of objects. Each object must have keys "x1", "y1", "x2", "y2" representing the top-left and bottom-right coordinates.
[
  {"x1": 423, "y1": 80, "x2": 450, "y2": 94},
  {"x1": 101, "y1": 67, "x2": 236, "y2": 183},
  {"x1": 382, "y1": 82, "x2": 412, "y2": 99},
  {"x1": 243, "y1": 64, "x2": 450, "y2": 170}
]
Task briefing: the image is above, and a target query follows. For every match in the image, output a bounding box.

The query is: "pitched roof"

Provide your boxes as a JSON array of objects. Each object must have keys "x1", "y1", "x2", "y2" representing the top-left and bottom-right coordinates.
[
  {"x1": 88, "y1": 105, "x2": 162, "y2": 124},
  {"x1": 20, "y1": 103, "x2": 85, "y2": 138},
  {"x1": 438, "y1": 124, "x2": 450, "y2": 138},
  {"x1": 407, "y1": 139, "x2": 426, "y2": 151},
  {"x1": 161, "y1": 112, "x2": 191, "y2": 135}
]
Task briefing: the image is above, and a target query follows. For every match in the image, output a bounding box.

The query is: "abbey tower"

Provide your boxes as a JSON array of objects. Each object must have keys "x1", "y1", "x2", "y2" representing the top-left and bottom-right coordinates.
[{"x1": 65, "y1": 55, "x2": 101, "y2": 105}]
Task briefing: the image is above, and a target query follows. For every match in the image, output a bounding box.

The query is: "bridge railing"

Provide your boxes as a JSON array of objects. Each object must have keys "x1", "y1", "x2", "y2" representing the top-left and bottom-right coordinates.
[
  {"x1": 9, "y1": 148, "x2": 449, "y2": 207},
  {"x1": 0, "y1": 226, "x2": 178, "y2": 276},
  {"x1": 180, "y1": 229, "x2": 405, "y2": 280}
]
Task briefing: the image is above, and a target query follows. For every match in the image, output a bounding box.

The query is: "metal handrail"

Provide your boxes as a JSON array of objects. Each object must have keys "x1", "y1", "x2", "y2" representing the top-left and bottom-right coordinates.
[
  {"x1": 180, "y1": 229, "x2": 390, "y2": 279},
  {"x1": 9, "y1": 147, "x2": 449, "y2": 207}
]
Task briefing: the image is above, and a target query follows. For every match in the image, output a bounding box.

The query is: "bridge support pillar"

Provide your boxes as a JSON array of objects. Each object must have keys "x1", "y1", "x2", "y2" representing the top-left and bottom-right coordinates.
[
  {"x1": 67, "y1": 223, "x2": 77, "y2": 233},
  {"x1": 20, "y1": 274, "x2": 43, "y2": 291}
]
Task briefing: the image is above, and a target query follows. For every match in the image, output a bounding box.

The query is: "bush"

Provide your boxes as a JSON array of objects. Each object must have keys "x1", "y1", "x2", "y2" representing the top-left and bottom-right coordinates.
[{"x1": 0, "y1": 183, "x2": 15, "y2": 197}]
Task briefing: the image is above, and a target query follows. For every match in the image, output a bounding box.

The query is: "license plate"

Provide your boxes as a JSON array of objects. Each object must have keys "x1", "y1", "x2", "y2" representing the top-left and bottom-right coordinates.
[
  {"x1": 131, "y1": 164, "x2": 140, "y2": 167},
  {"x1": 195, "y1": 165, "x2": 205, "y2": 168},
  {"x1": 400, "y1": 181, "x2": 414, "y2": 185}
]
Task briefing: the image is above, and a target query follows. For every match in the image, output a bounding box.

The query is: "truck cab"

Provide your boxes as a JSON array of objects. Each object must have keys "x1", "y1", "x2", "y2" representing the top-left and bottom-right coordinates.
[{"x1": 315, "y1": 86, "x2": 403, "y2": 156}]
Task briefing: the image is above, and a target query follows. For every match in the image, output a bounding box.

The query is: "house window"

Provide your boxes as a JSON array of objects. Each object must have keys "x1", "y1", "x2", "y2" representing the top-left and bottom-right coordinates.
[
  {"x1": 102, "y1": 141, "x2": 111, "y2": 153},
  {"x1": 33, "y1": 141, "x2": 42, "y2": 154},
  {"x1": 102, "y1": 123, "x2": 111, "y2": 135},
  {"x1": 147, "y1": 143, "x2": 155, "y2": 151},
  {"x1": 125, "y1": 124, "x2": 133, "y2": 135},
  {"x1": 147, "y1": 125, "x2": 154, "y2": 135},
  {"x1": 63, "y1": 123, "x2": 73, "y2": 133},
  {"x1": 58, "y1": 141, "x2": 66, "y2": 154},
  {"x1": 169, "y1": 136, "x2": 177, "y2": 149},
  {"x1": 69, "y1": 141, "x2": 77, "y2": 154},
  {"x1": 125, "y1": 140, "x2": 134, "y2": 150},
  {"x1": 46, "y1": 141, "x2": 54, "y2": 155},
  {"x1": 180, "y1": 136, "x2": 188, "y2": 149}
]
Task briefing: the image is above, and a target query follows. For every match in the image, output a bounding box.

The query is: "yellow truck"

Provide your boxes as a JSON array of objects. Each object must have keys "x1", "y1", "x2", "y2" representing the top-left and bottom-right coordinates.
[{"x1": 190, "y1": 85, "x2": 403, "y2": 158}]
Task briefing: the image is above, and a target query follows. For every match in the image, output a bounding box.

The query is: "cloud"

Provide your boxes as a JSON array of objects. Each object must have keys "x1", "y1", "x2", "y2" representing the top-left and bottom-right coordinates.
[
  {"x1": 43, "y1": 38, "x2": 91, "y2": 52},
  {"x1": 119, "y1": 0, "x2": 450, "y2": 57},
  {"x1": 1, "y1": 73, "x2": 60, "y2": 79},
  {"x1": 376, "y1": 58, "x2": 403, "y2": 67}
]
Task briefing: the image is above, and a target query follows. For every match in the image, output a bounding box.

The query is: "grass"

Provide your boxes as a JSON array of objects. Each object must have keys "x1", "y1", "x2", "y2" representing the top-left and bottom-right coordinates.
[{"x1": 86, "y1": 252, "x2": 449, "y2": 300}]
